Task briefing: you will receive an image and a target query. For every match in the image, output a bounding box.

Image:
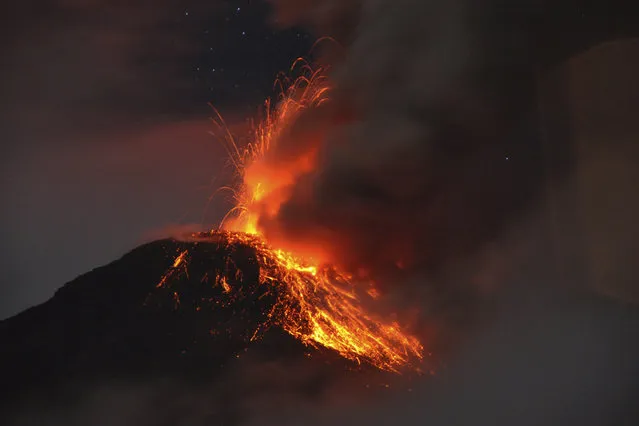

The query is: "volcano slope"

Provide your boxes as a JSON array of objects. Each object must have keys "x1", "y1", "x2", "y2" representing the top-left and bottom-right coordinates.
[
  {"x1": 2, "y1": 234, "x2": 639, "y2": 426},
  {"x1": 0, "y1": 235, "x2": 363, "y2": 417}
]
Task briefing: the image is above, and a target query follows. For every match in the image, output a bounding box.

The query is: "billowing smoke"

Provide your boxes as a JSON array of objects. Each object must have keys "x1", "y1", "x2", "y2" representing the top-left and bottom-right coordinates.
[
  {"x1": 261, "y1": 0, "x2": 542, "y2": 276},
  {"x1": 254, "y1": 0, "x2": 546, "y2": 345}
]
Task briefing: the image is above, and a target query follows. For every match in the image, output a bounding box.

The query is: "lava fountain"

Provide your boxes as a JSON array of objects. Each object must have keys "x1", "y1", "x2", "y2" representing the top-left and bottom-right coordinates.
[{"x1": 157, "y1": 60, "x2": 423, "y2": 372}]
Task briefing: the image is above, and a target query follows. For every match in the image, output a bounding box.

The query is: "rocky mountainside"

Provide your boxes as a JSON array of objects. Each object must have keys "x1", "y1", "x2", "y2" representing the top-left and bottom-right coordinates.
[{"x1": 0, "y1": 238, "x2": 356, "y2": 419}]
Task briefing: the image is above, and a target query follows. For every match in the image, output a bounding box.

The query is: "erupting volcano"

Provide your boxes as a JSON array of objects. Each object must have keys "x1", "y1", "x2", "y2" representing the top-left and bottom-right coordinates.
[{"x1": 154, "y1": 61, "x2": 423, "y2": 372}]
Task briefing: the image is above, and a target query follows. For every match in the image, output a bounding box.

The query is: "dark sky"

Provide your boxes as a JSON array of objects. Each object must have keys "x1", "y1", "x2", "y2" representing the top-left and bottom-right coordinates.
[{"x1": 0, "y1": 0, "x2": 313, "y2": 319}]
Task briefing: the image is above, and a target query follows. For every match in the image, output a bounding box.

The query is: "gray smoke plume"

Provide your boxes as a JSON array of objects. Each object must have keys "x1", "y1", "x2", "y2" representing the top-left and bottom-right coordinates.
[
  {"x1": 261, "y1": 0, "x2": 543, "y2": 279},
  {"x1": 260, "y1": 0, "x2": 639, "y2": 358},
  {"x1": 254, "y1": 1, "x2": 548, "y2": 350}
]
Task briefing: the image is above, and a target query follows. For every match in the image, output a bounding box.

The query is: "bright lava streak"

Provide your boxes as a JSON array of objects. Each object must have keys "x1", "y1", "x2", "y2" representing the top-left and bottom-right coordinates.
[{"x1": 158, "y1": 60, "x2": 423, "y2": 372}]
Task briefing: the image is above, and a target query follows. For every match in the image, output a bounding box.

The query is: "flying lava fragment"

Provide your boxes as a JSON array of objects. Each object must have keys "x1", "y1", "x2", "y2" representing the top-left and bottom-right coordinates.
[{"x1": 155, "y1": 60, "x2": 424, "y2": 372}]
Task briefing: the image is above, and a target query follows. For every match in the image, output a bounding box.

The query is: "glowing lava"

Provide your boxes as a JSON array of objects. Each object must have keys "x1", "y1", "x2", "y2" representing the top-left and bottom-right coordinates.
[{"x1": 158, "y1": 61, "x2": 423, "y2": 372}]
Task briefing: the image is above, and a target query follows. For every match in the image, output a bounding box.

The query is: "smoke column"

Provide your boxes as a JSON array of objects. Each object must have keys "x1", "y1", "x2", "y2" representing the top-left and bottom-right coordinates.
[{"x1": 261, "y1": 0, "x2": 543, "y2": 278}]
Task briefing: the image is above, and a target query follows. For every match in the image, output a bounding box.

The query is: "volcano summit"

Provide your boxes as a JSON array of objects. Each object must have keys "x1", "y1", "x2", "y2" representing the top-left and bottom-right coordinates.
[{"x1": 0, "y1": 231, "x2": 423, "y2": 416}]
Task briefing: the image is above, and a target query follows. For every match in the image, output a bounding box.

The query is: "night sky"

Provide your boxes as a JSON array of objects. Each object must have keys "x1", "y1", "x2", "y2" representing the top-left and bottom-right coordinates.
[{"x1": 0, "y1": 0, "x2": 313, "y2": 319}]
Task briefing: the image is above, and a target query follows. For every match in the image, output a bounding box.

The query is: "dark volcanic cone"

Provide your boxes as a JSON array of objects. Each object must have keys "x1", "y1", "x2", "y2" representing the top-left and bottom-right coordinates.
[{"x1": 0, "y1": 234, "x2": 356, "y2": 412}]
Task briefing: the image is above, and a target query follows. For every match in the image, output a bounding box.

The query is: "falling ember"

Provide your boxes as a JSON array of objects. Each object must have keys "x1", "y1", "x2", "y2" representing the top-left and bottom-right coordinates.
[
  {"x1": 157, "y1": 60, "x2": 424, "y2": 372},
  {"x1": 173, "y1": 250, "x2": 188, "y2": 268},
  {"x1": 220, "y1": 276, "x2": 232, "y2": 293}
]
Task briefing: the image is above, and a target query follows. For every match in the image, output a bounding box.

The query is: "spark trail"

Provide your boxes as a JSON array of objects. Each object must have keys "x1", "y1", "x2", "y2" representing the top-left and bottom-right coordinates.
[{"x1": 157, "y1": 61, "x2": 423, "y2": 372}]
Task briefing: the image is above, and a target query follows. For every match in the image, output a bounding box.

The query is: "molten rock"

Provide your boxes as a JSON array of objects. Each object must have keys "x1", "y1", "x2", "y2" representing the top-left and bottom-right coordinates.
[{"x1": 0, "y1": 236, "x2": 354, "y2": 409}]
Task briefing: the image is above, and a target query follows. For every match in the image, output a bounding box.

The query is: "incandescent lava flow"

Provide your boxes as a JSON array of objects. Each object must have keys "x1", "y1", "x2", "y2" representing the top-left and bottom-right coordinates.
[{"x1": 155, "y1": 61, "x2": 424, "y2": 372}]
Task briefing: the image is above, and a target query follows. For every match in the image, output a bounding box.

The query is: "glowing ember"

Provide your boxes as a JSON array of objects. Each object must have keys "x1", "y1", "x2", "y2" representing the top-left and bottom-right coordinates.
[{"x1": 158, "y1": 60, "x2": 423, "y2": 372}]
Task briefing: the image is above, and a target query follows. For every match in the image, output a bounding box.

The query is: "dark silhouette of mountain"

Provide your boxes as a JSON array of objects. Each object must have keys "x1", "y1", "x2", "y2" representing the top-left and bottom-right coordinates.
[{"x1": 0, "y1": 237, "x2": 357, "y2": 420}]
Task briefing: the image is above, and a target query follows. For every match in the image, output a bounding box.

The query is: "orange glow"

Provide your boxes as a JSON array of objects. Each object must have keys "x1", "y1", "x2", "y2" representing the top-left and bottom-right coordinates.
[
  {"x1": 173, "y1": 250, "x2": 188, "y2": 268},
  {"x1": 159, "y1": 61, "x2": 423, "y2": 372},
  {"x1": 220, "y1": 276, "x2": 232, "y2": 293},
  {"x1": 220, "y1": 61, "x2": 330, "y2": 247}
]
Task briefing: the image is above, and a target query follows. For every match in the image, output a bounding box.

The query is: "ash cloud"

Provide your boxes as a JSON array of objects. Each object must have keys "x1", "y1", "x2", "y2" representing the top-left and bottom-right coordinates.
[
  {"x1": 261, "y1": 0, "x2": 639, "y2": 280},
  {"x1": 262, "y1": 0, "x2": 544, "y2": 276},
  {"x1": 256, "y1": 0, "x2": 549, "y2": 346},
  {"x1": 247, "y1": 3, "x2": 639, "y2": 424},
  {"x1": 260, "y1": 0, "x2": 639, "y2": 352}
]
